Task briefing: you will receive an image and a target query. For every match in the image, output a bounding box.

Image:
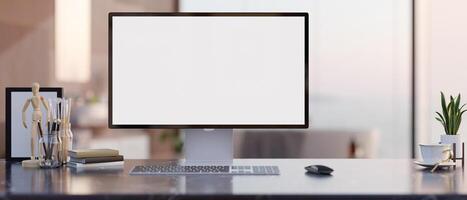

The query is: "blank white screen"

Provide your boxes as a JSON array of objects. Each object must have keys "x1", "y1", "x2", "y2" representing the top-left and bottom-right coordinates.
[{"x1": 112, "y1": 15, "x2": 305, "y2": 125}]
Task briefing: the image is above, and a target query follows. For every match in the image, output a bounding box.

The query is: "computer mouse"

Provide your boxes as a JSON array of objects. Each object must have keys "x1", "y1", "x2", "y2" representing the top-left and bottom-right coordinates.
[{"x1": 305, "y1": 165, "x2": 334, "y2": 175}]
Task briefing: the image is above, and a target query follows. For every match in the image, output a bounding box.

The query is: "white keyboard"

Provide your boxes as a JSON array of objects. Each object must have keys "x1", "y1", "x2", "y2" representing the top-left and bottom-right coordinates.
[{"x1": 130, "y1": 165, "x2": 280, "y2": 175}]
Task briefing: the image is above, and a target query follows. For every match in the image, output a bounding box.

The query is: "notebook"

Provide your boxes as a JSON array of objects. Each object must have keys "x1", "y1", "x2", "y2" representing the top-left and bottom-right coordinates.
[
  {"x1": 69, "y1": 149, "x2": 119, "y2": 158},
  {"x1": 70, "y1": 155, "x2": 124, "y2": 164},
  {"x1": 67, "y1": 161, "x2": 124, "y2": 169}
]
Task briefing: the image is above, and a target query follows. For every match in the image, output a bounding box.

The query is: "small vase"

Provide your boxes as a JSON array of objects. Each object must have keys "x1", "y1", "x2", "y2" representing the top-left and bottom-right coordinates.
[
  {"x1": 440, "y1": 134, "x2": 462, "y2": 158},
  {"x1": 60, "y1": 123, "x2": 73, "y2": 164}
]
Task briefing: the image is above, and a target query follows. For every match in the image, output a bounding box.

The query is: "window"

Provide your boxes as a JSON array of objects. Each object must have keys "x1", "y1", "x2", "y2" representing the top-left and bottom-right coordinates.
[{"x1": 181, "y1": 0, "x2": 413, "y2": 158}]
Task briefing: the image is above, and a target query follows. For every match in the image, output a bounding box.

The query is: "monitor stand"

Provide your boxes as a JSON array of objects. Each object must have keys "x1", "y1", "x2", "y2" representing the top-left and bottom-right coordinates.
[{"x1": 182, "y1": 129, "x2": 233, "y2": 166}]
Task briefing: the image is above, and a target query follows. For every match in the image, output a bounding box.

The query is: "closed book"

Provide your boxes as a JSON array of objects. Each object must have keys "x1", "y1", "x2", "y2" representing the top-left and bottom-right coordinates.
[
  {"x1": 69, "y1": 149, "x2": 119, "y2": 158},
  {"x1": 67, "y1": 161, "x2": 124, "y2": 169},
  {"x1": 70, "y1": 155, "x2": 124, "y2": 164}
]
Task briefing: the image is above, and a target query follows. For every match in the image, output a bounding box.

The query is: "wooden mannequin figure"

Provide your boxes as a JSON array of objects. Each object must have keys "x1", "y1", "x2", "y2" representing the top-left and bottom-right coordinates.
[{"x1": 21, "y1": 82, "x2": 50, "y2": 167}]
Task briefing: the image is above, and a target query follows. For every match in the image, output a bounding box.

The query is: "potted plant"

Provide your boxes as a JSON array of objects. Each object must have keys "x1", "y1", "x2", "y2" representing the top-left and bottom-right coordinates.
[{"x1": 435, "y1": 92, "x2": 467, "y2": 157}]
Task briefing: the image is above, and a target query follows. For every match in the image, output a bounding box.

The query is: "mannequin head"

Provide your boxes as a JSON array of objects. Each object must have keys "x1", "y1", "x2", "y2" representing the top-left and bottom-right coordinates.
[{"x1": 32, "y1": 82, "x2": 40, "y2": 95}]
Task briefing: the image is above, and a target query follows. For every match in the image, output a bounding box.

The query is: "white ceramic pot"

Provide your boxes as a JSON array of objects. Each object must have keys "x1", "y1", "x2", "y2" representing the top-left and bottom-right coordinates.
[{"x1": 440, "y1": 134, "x2": 462, "y2": 158}]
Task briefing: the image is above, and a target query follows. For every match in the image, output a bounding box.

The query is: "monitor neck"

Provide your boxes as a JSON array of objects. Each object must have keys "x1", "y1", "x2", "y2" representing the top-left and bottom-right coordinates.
[{"x1": 182, "y1": 129, "x2": 233, "y2": 165}]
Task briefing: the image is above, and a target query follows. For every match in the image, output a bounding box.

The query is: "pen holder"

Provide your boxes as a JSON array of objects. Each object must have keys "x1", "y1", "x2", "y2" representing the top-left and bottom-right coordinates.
[
  {"x1": 39, "y1": 122, "x2": 62, "y2": 168},
  {"x1": 39, "y1": 98, "x2": 68, "y2": 168}
]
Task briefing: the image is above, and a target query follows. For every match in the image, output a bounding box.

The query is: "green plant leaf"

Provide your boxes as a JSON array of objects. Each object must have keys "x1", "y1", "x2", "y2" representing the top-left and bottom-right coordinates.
[
  {"x1": 460, "y1": 103, "x2": 466, "y2": 112},
  {"x1": 456, "y1": 108, "x2": 464, "y2": 134},
  {"x1": 436, "y1": 117, "x2": 444, "y2": 125},
  {"x1": 435, "y1": 117, "x2": 443, "y2": 123},
  {"x1": 437, "y1": 92, "x2": 467, "y2": 135},
  {"x1": 448, "y1": 100, "x2": 453, "y2": 134},
  {"x1": 436, "y1": 116, "x2": 448, "y2": 134},
  {"x1": 436, "y1": 111, "x2": 447, "y2": 133},
  {"x1": 457, "y1": 118, "x2": 462, "y2": 134},
  {"x1": 436, "y1": 112, "x2": 445, "y2": 122},
  {"x1": 457, "y1": 95, "x2": 462, "y2": 111},
  {"x1": 441, "y1": 92, "x2": 450, "y2": 133},
  {"x1": 456, "y1": 110, "x2": 467, "y2": 134},
  {"x1": 456, "y1": 94, "x2": 461, "y2": 124},
  {"x1": 451, "y1": 96, "x2": 458, "y2": 134}
]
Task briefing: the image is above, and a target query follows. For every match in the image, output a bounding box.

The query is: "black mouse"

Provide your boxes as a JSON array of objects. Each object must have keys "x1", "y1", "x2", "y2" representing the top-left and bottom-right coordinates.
[{"x1": 305, "y1": 165, "x2": 333, "y2": 175}]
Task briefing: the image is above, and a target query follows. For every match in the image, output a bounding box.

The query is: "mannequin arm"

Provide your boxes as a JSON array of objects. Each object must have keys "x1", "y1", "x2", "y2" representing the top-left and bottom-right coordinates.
[
  {"x1": 21, "y1": 99, "x2": 31, "y2": 128},
  {"x1": 41, "y1": 96, "x2": 51, "y2": 122}
]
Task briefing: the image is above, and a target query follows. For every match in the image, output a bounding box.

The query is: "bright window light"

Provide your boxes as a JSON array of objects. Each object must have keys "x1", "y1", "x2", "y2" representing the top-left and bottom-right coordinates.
[{"x1": 55, "y1": 0, "x2": 91, "y2": 82}]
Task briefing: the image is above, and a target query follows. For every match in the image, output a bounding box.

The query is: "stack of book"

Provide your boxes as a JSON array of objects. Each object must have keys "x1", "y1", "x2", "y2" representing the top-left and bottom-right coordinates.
[{"x1": 67, "y1": 149, "x2": 124, "y2": 169}]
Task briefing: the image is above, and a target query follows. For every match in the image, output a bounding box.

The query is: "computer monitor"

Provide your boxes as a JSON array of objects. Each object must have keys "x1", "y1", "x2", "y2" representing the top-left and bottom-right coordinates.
[{"x1": 109, "y1": 13, "x2": 308, "y2": 164}]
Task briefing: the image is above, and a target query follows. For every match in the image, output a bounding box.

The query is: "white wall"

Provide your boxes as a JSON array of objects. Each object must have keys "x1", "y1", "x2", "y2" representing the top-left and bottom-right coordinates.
[
  {"x1": 416, "y1": 0, "x2": 467, "y2": 152},
  {"x1": 0, "y1": 0, "x2": 55, "y2": 158},
  {"x1": 181, "y1": 0, "x2": 413, "y2": 158}
]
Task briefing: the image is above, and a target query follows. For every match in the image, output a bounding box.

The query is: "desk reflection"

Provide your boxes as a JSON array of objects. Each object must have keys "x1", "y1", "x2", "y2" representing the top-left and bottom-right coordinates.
[
  {"x1": 183, "y1": 176, "x2": 232, "y2": 194},
  {"x1": 6, "y1": 162, "x2": 71, "y2": 193},
  {"x1": 3, "y1": 159, "x2": 467, "y2": 197},
  {"x1": 5, "y1": 161, "x2": 232, "y2": 195},
  {"x1": 413, "y1": 167, "x2": 465, "y2": 194}
]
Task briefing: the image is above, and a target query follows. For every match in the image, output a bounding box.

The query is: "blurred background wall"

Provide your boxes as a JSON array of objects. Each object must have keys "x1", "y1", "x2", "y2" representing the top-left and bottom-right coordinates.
[
  {"x1": 1, "y1": 0, "x2": 466, "y2": 160},
  {"x1": 0, "y1": 0, "x2": 56, "y2": 157},
  {"x1": 415, "y1": 0, "x2": 467, "y2": 154},
  {"x1": 0, "y1": 0, "x2": 177, "y2": 159},
  {"x1": 180, "y1": 0, "x2": 412, "y2": 158}
]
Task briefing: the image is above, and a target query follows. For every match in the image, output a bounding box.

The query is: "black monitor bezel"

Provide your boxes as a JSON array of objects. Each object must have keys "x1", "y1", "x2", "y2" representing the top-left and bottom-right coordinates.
[{"x1": 109, "y1": 12, "x2": 309, "y2": 129}]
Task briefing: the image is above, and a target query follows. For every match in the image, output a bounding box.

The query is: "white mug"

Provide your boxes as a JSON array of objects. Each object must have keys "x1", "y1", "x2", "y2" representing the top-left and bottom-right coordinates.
[{"x1": 419, "y1": 144, "x2": 452, "y2": 165}]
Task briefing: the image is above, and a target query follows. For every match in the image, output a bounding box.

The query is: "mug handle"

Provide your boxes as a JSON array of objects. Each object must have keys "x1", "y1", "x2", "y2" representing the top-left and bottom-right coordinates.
[
  {"x1": 440, "y1": 148, "x2": 454, "y2": 162},
  {"x1": 431, "y1": 148, "x2": 454, "y2": 173},
  {"x1": 445, "y1": 148, "x2": 454, "y2": 161}
]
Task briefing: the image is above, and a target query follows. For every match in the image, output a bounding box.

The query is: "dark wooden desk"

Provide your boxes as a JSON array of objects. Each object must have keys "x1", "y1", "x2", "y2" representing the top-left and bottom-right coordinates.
[{"x1": 0, "y1": 159, "x2": 465, "y2": 199}]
